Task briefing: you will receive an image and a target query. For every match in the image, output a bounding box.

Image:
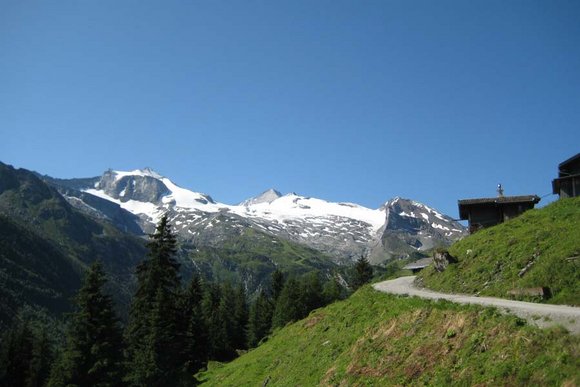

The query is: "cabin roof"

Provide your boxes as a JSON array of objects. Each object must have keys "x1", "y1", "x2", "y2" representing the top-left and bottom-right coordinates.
[
  {"x1": 558, "y1": 152, "x2": 580, "y2": 169},
  {"x1": 458, "y1": 195, "x2": 540, "y2": 206},
  {"x1": 457, "y1": 195, "x2": 540, "y2": 220},
  {"x1": 403, "y1": 257, "x2": 433, "y2": 270}
]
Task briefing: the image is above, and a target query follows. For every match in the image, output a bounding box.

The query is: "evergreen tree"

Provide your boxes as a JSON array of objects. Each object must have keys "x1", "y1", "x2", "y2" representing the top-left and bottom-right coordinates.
[
  {"x1": 271, "y1": 278, "x2": 303, "y2": 328},
  {"x1": 231, "y1": 283, "x2": 249, "y2": 351},
  {"x1": 351, "y1": 256, "x2": 373, "y2": 290},
  {"x1": 299, "y1": 272, "x2": 324, "y2": 314},
  {"x1": 201, "y1": 283, "x2": 231, "y2": 361},
  {"x1": 0, "y1": 320, "x2": 35, "y2": 387},
  {"x1": 48, "y1": 261, "x2": 124, "y2": 387},
  {"x1": 124, "y1": 214, "x2": 182, "y2": 386},
  {"x1": 178, "y1": 274, "x2": 207, "y2": 375},
  {"x1": 26, "y1": 326, "x2": 53, "y2": 387},
  {"x1": 270, "y1": 269, "x2": 284, "y2": 302},
  {"x1": 246, "y1": 291, "x2": 273, "y2": 348},
  {"x1": 322, "y1": 276, "x2": 344, "y2": 304}
]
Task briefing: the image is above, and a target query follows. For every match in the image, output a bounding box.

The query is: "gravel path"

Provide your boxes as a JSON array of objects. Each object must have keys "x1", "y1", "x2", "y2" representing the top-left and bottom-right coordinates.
[{"x1": 373, "y1": 276, "x2": 580, "y2": 334}]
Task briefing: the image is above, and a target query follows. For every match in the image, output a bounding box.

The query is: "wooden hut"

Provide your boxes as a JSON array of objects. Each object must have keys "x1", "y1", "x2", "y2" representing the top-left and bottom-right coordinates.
[
  {"x1": 458, "y1": 195, "x2": 540, "y2": 234},
  {"x1": 552, "y1": 153, "x2": 580, "y2": 198}
]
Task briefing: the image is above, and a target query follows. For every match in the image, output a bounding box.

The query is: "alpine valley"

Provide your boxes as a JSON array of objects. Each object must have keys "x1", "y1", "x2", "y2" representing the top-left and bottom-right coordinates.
[{"x1": 0, "y1": 161, "x2": 465, "y2": 324}]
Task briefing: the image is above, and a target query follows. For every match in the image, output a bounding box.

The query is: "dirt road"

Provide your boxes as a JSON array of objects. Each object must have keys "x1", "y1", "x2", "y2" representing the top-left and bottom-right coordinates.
[{"x1": 373, "y1": 276, "x2": 580, "y2": 334}]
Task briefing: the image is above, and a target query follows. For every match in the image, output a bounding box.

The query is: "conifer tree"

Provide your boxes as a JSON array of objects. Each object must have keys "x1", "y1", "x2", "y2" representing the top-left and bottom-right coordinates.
[
  {"x1": 231, "y1": 283, "x2": 249, "y2": 351},
  {"x1": 322, "y1": 276, "x2": 344, "y2": 304},
  {"x1": 48, "y1": 261, "x2": 124, "y2": 387},
  {"x1": 178, "y1": 274, "x2": 207, "y2": 374},
  {"x1": 0, "y1": 320, "x2": 35, "y2": 386},
  {"x1": 124, "y1": 214, "x2": 182, "y2": 386},
  {"x1": 271, "y1": 278, "x2": 303, "y2": 328},
  {"x1": 300, "y1": 271, "x2": 324, "y2": 313},
  {"x1": 351, "y1": 256, "x2": 373, "y2": 290},
  {"x1": 270, "y1": 269, "x2": 284, "y2": 302},
  {"x1": 201, "y1": 283, "x2": 231, "y2": 361},
  {"x1": 246, "y1": 291, "x2": 273, "y2": 348}
]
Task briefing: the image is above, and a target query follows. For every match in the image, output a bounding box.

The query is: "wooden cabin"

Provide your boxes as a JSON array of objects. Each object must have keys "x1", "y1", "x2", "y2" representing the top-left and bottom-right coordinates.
[
  {"x1": 458, "y1": 195, "x2": 540, "y2": 234},
  {"x1": 552, "y1": 153, "x2": 580, "y2": 198}
]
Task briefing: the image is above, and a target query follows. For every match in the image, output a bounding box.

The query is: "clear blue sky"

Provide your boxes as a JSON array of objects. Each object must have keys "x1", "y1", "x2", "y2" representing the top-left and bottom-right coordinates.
[{"x1": 2, "y1": 1, "x2": 579, "y2": 217}]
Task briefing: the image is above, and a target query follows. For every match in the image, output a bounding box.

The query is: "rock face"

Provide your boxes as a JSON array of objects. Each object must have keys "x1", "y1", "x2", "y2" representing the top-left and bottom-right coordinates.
[
  {"x1": 97, "y1": 170, "x2": 170, "y2": 203},
  {"x1": 44, "y1": 168, "x2": 467, "y2": 264},
  {"x1": 432, "y1": 250, "x2": 458, "y2": 272}
]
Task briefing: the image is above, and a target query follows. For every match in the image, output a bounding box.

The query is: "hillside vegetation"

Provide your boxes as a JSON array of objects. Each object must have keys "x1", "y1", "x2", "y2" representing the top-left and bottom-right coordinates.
[
  {"x1": 189, "y1": 228, "x2": 338, "y2": 294},
  {"x1": 420, "y1": 197, "x2": 580, "y2": 305},
  {"x1": 198, "y1": 286, "x2": 579, "y2": 386}
]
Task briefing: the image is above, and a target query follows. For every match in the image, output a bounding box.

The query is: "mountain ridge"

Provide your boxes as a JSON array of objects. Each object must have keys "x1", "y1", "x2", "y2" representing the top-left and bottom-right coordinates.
[{"x1": 44, "y1": 167, "x2": 467, "y2": 263}]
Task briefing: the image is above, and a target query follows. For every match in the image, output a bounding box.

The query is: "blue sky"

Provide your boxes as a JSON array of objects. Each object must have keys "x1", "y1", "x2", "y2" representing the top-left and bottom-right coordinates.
[{"x1": 2, "y1": 1, "x2": 579, "y2": 217}]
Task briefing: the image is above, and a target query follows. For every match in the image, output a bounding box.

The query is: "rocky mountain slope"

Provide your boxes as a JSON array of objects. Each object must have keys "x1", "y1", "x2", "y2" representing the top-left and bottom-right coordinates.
[
  {"x1": 46, "y1": 168, "x2": 466, "y2": 264},
  {"x1": 0, "y1": 162, "x2": 147, "y2": 326}
]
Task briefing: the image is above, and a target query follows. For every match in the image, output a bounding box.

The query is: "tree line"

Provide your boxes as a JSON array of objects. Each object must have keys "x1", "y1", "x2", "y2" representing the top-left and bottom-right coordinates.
[{"x1": 0, "y1": 215, "x2": 374, "y2": 386}]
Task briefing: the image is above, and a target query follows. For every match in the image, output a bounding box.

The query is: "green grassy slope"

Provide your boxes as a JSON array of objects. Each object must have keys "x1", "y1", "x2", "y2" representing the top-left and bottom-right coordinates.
[
  {"x1": 420, "y1": 197, "x2": 580, "y2": 305},
  {"x1": 189, "y1": 228, "x2": 338, "y2": 293},
  {"x1": 198, "y1": 287, "x2": 579, "y2": 386}
]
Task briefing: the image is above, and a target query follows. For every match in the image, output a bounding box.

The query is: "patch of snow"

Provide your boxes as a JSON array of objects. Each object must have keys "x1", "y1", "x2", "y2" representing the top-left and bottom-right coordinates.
[
  {"x1": 431, "y1": 222, "x2": 450, "y2": 231},
  {"x1": 85, "y1": 189, "x2": 163, "y2": 223}
]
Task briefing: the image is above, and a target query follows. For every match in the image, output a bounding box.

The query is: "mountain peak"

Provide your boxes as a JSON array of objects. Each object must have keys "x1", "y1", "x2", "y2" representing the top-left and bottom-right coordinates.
[
  {"x1": 240, "y1": 188, "x2": 282, "y2": 206},
  {"x1": 109, "y1": 167, "x2": 164, "y2": 180}
]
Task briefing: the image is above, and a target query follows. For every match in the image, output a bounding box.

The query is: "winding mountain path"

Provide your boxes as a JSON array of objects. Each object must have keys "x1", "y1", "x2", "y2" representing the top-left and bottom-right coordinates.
[{"x1": 373, "y1": 276, "x2": 580, "y2": 334}]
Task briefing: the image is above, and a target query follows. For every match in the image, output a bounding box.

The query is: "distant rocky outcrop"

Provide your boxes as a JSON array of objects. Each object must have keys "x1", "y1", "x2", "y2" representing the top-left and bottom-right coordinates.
[{"x1": 432, "y1": 249, "x2": 458, "y2": 272}]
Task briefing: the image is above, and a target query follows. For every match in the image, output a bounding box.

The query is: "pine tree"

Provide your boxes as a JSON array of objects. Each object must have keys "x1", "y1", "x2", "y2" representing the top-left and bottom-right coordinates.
[
  {"x1": 178, "y1": 274, "x2": 207, "y2": 374},
  {"x1": 201, "y1": 283, "x2": 231, "y2": 361},
  {"x1": 26, "y1": 326, "x2": 53, "y2": 387},
  {"x1": 300, "y1": 272, "x2": 324, "y2": 313},
  {"x1": 48, "y1": 261, "x2": 124, "y2": 387},
  {"x1": 0, "y1": 320, "x2": 35, "y2": 386},
  {"x1": 351, "y1": 256, "x2": 373, "y2": 290},
  {"x1": 124, "y1": 214, "x2": 182, "y2": 386},
  {"x1": 271, "y1": 278, "x2": 303, "y2": 328},
  {"x1": 270, "y1": 269, "x2": 285, "y2": 302},
  {"x1": 231, "y1": 283, "x2": 249, "y2": 351},
  {"x1": 322, "y1": 275, "x2": 344, "y2": 304},
  {"x1": 246, "y1": 291, "x2": 273, "y2": 348}
]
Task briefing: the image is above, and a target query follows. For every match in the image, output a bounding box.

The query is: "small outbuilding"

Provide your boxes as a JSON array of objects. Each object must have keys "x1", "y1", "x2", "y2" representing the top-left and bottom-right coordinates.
[
  {"x1": 458, "y1": 194, "x2": 540, "y2": 234},
  {"x1": 402, "y1": 257, "x2": 433, "y2": 274},
  {"x1": 552, "y1": 153, "x2": 580, "y2": 198}
]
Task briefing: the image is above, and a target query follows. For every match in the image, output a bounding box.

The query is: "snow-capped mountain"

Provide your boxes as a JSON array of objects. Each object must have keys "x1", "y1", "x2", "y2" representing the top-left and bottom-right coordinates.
[{"x1": 49, "y1": 168, "x2": 466, "y2": 263}]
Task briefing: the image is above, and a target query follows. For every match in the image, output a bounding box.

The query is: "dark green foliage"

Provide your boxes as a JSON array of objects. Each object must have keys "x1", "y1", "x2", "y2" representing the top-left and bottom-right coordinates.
[
  {"x1": 322, "y1": 276, "x2": 345, "y2": 304},
  {"x1": 201, "y1": 283, "x2": 232, "y2": 361},
  {"x1": 0, "y1": 321, "x2": 34, "y2": 386},
  {"x1": 178, "y1": 275, "x2": 208, "y2": 374},
  {"x1": 272, "y1": 278, "x2": 303, "y2": 328},
  {"x1": 0, "y1": 214, "x2": 80, "y2": 328},
  {"x1": 124, "y1": 214, "x2": 183, "y2": 386},
  {"x1": 246, "y1": 291, "x2": 274, "y2": 348},
  {"x1": 0, "y1": 162, "x2": 147, "y2": 327},
  {"x1": 350, "y1": 256, "x2": 373, "y2": 290},
  {"x1": 47, "y1": 261, "x2": 124, "y2": 387},
  {"x1": 300, "y1": 271, "x2": 324, "y2": 313},
  {"x1": 231, "y1": 283, "x2": 249, "y2": 351},
  {"x1": 271, "y1": 272, "x2": 345, "y2": 329},
  {"x1": 0, "y1": 309, "x2": 58, "y2": 387},
  {"x1": 188, "y1": 228, "x2": 337, "y2": 296},
  {"x1": 270, "y1": 269, "x2": 284, "y2": 301}
]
